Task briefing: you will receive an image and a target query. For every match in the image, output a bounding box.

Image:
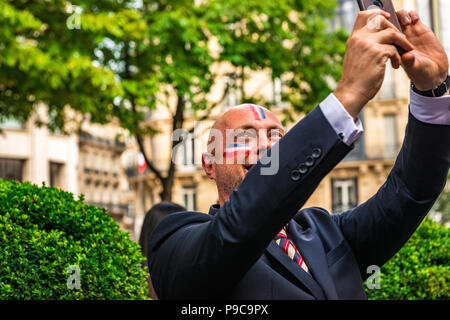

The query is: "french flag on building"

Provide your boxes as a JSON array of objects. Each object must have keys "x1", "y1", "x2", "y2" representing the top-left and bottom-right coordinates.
[{"x1": 137, "y1": 152, "x2": 147, "y2": 173}]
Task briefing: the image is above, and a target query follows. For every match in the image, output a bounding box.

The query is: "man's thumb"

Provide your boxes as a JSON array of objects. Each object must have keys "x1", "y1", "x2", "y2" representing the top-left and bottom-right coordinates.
[{"x1": 401, "y1": 52, "x2": 416, "y2": 68}]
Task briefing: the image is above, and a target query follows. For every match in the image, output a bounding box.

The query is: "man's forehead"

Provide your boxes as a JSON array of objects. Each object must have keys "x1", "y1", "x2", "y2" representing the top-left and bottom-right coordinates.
[
  {"x1": 232, "y1": 103, "x2": 269, "y2": 118},
  {"x1": 218, "y1": 103, "x2": 280, "y2": 130}
]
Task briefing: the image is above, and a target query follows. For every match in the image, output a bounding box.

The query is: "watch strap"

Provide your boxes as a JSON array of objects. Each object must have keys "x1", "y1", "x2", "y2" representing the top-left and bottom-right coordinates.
[{"x1": 412, "y1": 75, "x2": 450, "y2": 97}]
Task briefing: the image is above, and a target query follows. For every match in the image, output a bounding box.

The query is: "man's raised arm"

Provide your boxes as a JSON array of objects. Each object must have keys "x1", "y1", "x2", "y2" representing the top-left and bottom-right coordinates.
[{"x1": 331, "y1": 10, "x2": 450, "y2": 279}]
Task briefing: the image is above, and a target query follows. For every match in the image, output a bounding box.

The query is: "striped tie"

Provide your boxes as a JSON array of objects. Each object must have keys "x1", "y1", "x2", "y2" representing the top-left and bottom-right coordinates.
[{"x1": 275, "y1": 227, "x2": 310, "y2": 274}]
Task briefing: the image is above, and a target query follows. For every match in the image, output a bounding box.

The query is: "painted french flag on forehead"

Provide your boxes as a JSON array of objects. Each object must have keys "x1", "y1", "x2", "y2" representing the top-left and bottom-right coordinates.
[
  {"x1": 248, "y1": 104, "x2": 267, "y2": 120},
  {"x1": 232, "y1": 103, "x2": 268, "y2": 121},
  {"x1": 223, "y1": 143, "x2": 251, "y2": 159}
]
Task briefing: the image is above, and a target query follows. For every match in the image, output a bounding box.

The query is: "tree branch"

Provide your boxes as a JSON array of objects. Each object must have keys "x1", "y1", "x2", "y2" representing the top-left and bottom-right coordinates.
[
  {"x1": 186, "y1": 74, "x2": 233, "y2": 134},
  {"x1": 123, "y1": 42, "x2": 164, "y2": 183},
  {"x1": 160, "y1": 93, "x2": 185, "y2": 201}
]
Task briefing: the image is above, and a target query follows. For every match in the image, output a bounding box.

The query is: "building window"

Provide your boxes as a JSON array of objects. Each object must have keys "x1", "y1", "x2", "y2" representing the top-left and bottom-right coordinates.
[
  {"x1": 224, "y1": 77, "x2": 241, "y2": 109},
  {"x1": 0, "y1": 158, "x2": 24, "y2": 182},
  {"x1": 330, "y1": 0, "x2": 358, "y2": 33},
  {"x1": 378, "y1": 64, "x2": 396, "y2": 100},
  {"x1": 141, "y1": 185, "x2": 146, "y2": 214},
  {"x1": 102, "y1": 185, "x2": 110, "y2": 204},
  {"x1": 332, "y1": 178, "x2": 358, "y2": 213},
  {"x1": 344, "y1": 138, "x2": 364, "y2": 161},
  {"x1": 127, "y1": 203, "x2": 135, "y2": 219},
  {"x1": 437, "y1": 0, "x2": 450, "y2": 55},
  {"x1": 344, "y1": 112, "x2": 365, "y2": 161},
  {"x1": 383, "y1": 114, "x2": 398, "y2": 158},
  {"x1": 0, "y1": 117, "x2": 24, "y2": 130},
  {"x1": 103, "y1": 155, "x2": 110, "y2": 175},
  {"x1": 182, "y1": 135, "x2": 195, "y2": 167},
  {"x1": 83, "y1": 180, "x2": 91, "y2": 202},
  {"x1": 225, "y1": 87, "x2": 239, "y2": 108},
  {"x1": 112, "y1": 157, "x2": 120, "y2": 177},
  {"x1": 413, "y1": 1, "x2": 450, "y2": 56},
  {"x1": 272, "y1": 78, "x2": 283, "y2": 105},
  {"x1": 92, "y1": 153, "x2": 97, "y2": 173},
  {"x1": 49, "y1": 162, "x2": 64, "y2": 188},
  {"x1": 112, "y1": 185, "x2": 119, "y2": 205},
  {"x1": 93, "y1": 185, "x2": 101, "y2": 203},
  {"x1": 83, "y1": 152, "x2": 91, "y2": 172},
  {"x1": 416, "y1": 0, "x2": 433, "y2": 30},
  {"x1": 181, "y1": 186, "x2": 197, "y2": 211}
]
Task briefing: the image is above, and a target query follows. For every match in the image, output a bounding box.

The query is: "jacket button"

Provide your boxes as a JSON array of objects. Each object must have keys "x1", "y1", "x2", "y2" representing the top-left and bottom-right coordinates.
[
  {"x1": 305, "y1": 156, "x2": 314, "y2": 167},
  {"x1": 312, "y1": 147, "x2": 322, "y2": 159},
  {"x1": 298, "y1": 164, "x2": 308, "y2": 174},
  {"x1": 291, "y1": 169, "x2": 301, "y2": 181}
]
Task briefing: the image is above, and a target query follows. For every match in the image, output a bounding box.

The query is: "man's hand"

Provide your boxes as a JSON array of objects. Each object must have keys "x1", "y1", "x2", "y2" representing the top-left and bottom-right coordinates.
[
  {"x1": 397, "y1": 10, "x2": 449, "y2": 91},
  {"x1": 334, "y1": 9, "x2": 414, "y2": 119}
]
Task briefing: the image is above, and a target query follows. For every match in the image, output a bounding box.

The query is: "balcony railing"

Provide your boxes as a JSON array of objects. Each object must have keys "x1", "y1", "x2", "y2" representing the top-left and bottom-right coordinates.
[
  {"x1": 87, "y1": 202, "x2": 130, "y2": 215},
  {"x1": 79, "y1": 131, "x2": 126, "y2": 149},
  {"x1": 344, "y1": 143, "x2": 400, "y2": 162}
]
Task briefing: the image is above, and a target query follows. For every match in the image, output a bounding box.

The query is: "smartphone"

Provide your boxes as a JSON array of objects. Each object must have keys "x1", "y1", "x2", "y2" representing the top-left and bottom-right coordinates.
[{"x1": 357, "y1": 0, "x2": 405, "y2": 55}]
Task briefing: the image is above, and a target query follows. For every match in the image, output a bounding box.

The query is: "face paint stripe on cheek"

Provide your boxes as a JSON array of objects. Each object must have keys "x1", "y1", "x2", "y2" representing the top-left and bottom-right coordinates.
[{"x1": 222, "y1": 143, "x2": 251, "y2": 161}]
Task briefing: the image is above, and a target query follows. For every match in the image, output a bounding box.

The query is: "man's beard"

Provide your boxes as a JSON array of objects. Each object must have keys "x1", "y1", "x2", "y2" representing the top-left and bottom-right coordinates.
[{"x1": 216, "y1": 168, "x2": 245, "y2": 198}]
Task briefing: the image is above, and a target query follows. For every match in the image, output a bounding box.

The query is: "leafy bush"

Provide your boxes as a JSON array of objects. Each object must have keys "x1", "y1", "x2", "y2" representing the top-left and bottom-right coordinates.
[
  {"x1": 0, "y1": 179, "x2": 149, "y2": 299},
  {"x1": 433, "y1": 173, "x2": 450, "y2": 225},
  {"x1": 365, "y1": 218, "x2": 449, "y2": 299}
]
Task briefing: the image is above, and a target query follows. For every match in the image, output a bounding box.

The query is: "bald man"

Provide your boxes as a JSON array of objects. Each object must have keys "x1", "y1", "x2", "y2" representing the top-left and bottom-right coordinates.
[{"x1": 148, "y1": 10, "x2": 450, "y2": 299}]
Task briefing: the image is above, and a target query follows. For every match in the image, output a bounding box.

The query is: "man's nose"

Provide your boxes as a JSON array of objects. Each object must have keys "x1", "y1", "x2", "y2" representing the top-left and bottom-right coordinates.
[{"x1": 256, "y1": 133, "x2": 271, "y2": 156}]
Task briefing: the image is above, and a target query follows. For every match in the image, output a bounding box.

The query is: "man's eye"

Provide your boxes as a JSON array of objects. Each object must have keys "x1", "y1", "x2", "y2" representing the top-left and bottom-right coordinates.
[
  {"x1": 236, "y1": 131, "x2": 256, "y2": 139},
  {"x1": 270, "y1": 130, "x2": 283, "y2": 139}
]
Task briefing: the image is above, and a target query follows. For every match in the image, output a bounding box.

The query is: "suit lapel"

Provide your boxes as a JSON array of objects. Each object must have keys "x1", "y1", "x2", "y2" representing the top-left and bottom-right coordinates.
[
  {"x1": 266, "y1": 241, "x2": 325, "y2": 299},
  {"x1": 288, "y1": 218, "x2": 338, "y2": 300}
]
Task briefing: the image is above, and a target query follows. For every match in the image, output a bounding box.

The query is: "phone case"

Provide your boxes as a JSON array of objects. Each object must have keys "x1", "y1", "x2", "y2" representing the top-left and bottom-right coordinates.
[
  {"x1": 357, "y1": 0, "x2": 403, "y2": 31},
  {"x1": 357, "y1": 0, "x2": 405, "y2": 55}
]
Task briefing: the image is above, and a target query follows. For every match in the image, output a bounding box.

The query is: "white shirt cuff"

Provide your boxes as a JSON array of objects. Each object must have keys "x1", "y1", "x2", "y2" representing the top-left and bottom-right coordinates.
[
  {"x1": 319, "y1": 93, "x2": 364, "y2": 146},
  {"x1": 410, "y1": 88, "x2": 450, "y2": 125}
]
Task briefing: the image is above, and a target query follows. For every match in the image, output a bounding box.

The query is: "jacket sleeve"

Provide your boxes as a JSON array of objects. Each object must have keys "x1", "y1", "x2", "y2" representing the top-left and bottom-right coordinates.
[
  {"x1": 148, "y1": 105, "x2": 353, "y2": 299},
  {"x1": 332, "y1": 111, "x2": 450, "y2": 280}
]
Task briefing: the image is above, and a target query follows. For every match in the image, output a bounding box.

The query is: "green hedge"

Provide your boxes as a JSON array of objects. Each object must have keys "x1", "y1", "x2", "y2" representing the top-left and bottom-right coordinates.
[
  {"x1": 2, "y1": 179, "x2": 446, "y2": 300},
  {"x1": 0, "y1": 179, "x2": 149, "y2": 299},
  {"x1": 365, "y1": 218, "x2": 449, "y2": 299}
]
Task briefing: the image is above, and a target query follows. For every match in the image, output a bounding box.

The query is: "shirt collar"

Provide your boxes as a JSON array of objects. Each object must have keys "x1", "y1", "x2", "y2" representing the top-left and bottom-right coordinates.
[{"x1": 208, "y1": 204, "x2": 220, "y2": 216}]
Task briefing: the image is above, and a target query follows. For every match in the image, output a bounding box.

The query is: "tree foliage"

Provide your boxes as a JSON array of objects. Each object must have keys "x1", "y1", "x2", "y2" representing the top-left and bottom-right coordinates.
[
  {"x1": 0, "y1": 0, "x2": 347, "y2": 200},
  {"x1": 0, "y1": 0, "x2": 123, "y2": 131}
]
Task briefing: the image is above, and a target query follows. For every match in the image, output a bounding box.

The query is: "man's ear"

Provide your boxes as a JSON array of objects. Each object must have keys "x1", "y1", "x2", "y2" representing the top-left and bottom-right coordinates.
[{"x1": 202, "y1": 152, "x2": 216, "y2": 180}]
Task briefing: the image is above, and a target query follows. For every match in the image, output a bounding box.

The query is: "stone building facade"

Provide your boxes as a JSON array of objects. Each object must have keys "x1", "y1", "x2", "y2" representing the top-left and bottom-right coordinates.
[{"x1": 127, "y1": 0, "x2": 450, "y2": 241}]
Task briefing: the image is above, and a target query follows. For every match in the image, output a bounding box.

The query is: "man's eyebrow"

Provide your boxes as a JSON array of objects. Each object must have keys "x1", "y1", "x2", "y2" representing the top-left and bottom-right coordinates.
[{"x1": 235, "y1": 125, "x2": 285, "y2": 133}]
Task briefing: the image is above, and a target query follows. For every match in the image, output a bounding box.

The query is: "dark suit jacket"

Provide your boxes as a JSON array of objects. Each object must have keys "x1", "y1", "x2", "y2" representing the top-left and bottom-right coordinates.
[{"x1": 148, "y1": 105, "x2": 449, "y2": 299}]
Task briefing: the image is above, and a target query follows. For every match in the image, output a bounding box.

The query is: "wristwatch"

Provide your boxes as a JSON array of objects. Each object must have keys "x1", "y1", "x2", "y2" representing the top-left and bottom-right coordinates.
[{"x1": 412, "y1": 75, "x2": 450, "y2": 97}]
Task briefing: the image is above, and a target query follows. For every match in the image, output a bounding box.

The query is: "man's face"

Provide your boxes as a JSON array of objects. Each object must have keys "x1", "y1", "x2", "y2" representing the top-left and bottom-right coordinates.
[{"x1": 202, "y1": 104, "x2": 284, "y2": 205}]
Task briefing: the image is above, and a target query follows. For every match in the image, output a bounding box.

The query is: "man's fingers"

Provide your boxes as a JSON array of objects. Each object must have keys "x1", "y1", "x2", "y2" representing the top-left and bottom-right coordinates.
[
  {"x1": 374, "y1": 28, "x2": 414, "y2": 52},
  {"x1": 396, "y1": 9, "x2": 411, "y2": 27},
  {"x1": 401, "y1": 51, "x2": 416, "y2": 68},
  {"x1": 379, "y1": 44, "x2": 401, "y2": 69},
  {"x1": 365, "y1": 14, "x2": 402, "y2": 33},
  {"x1": 353, "y1": 9, "x2": 390, "y2": 31},
  {"x1": 408, "y1": 11, "x2": 420, "y2": 23}
]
